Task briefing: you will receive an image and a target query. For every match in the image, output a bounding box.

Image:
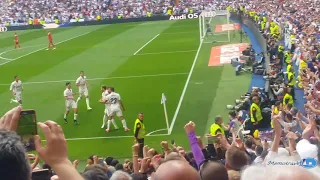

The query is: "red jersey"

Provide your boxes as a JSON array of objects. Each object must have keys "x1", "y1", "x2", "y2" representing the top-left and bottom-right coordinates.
[
  {"x1": 14, "y1": 35, "x2": 18, "y2": 42},
  {"x1": 48, "y1": 33, "x2": 52, "y2": 40}
]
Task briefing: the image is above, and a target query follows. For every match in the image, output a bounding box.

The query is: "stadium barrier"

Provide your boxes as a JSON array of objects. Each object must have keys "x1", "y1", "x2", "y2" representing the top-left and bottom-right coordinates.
[
  {"x1": 230, "y1": 12, "x2": 270, "y2": 92},
  {"x1": 5, "y1": 24, "x2": 43, "y2": 32}
]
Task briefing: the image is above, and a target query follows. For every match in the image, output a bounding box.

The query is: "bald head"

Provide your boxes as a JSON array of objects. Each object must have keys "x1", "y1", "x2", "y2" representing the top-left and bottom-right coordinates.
[
  {"x1": 200, "y1": 161, "x2": 228, "y2": 180},
  {"x1": 153, "y1": 160, "x2": 199, "y2": 180},
  {"x1": 242, "y1": 165, "x2": 320, "y2": 180}
]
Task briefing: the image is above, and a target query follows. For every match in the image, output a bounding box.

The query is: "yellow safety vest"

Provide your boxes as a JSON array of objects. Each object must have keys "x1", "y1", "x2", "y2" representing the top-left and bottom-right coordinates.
[
  {"x1": 290, "y1": 34, "x2": 295, "y2": 44},
  {"x1": 76, "y1": 18, "x2": 79, "y2": 22},
  {"x1": 118, "y1": 15, "x2": 121, "y2": 19},
  {"x1": 287, "y1": 64, "x2": 292, "y2": 73},
  {"x1": 278, "y1": 45, "x2": 284, "y2": 53},
  {"x1": 263, "y1": 16, "x2": 267, "y2": 23},
  {"x1": 283, "y1": 93, "x2": 294, "y2": 105},
  {"x1": 288, "y1": 72, "x2": 296, "y2": 86},
  {"x1": 189, "y1": 9, "x2": 193, "y2": 14},
  {"x1": 285, "y1": 52, "x2": 291, "y2": 64},
  {"x1": 271, "y1": 106, "x2": 279, "y2": 128},
  {"x1": 210, "y1": 123, "x2": 225, "y2": 136},
  {"x1": 55, "y1": 19, "x2": 59, "y2": 24},
  {"x1": 134, "y1": 119, "x2": 145, "y2": 139},
  {"x1": 261, "y1": 22, "x2": 265, "y2": 30},
  {"x1": 250, "y1": 103, "x2": 263, "y2": 123},
  {"x1": 29, "y1": 20, "x2": 33, "y2": 25}
]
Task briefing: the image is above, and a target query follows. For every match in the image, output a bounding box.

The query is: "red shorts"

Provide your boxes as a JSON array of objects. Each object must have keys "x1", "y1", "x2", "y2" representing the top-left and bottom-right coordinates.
[
  {"x1": 15, "y1": 41, "x2": 19, "y2": 44},
  {"x1": 49, "y1": 39, "x2": 53, "y2": 43}
]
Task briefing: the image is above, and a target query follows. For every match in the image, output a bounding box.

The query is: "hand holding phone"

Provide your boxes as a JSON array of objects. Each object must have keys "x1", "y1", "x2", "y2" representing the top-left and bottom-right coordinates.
[{"x1": 17, "y1": 110, "x2": 37, "y2": 152}]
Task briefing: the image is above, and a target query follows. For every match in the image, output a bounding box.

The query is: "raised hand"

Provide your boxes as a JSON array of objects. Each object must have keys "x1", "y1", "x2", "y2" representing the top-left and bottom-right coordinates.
[
  {"x1": 0, "y1": 106, "x2": 21, "y2": 131},
  {"x1": 184, "y1": 121, "x2": 195, "y2": 134},
  {"x1": 34, "y1": 121, "x2": 69, "y2": 168}
]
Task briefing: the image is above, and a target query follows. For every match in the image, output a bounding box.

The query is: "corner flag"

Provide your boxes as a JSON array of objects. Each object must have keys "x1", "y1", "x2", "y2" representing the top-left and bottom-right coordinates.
[{"x1": 161, "y1": 93, "x2": 167, "y2": 104}]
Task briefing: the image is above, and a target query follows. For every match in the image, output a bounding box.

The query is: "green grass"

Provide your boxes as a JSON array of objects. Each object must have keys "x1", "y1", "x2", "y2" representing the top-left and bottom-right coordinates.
[{"x1": 0, "y1": 18, "x2": 251, "y2": 169}]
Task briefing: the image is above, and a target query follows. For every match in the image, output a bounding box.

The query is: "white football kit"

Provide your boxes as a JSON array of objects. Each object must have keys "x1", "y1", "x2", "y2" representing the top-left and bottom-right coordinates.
[
  {"x1": 106, "y1": 92, "x2": 123, "y2": 117},
  {"x1": 102, "y1": 91, "x2": 110, "y2": 115},
  {"x1": 10, "y1": 80, "x2": 22, "y2": 101},
  {"x1": 76, "y1": 76, "x2": 88, "y2": 97},
  {"x1": 64, "y1": 88, "x2": 77, "y2": 110}
]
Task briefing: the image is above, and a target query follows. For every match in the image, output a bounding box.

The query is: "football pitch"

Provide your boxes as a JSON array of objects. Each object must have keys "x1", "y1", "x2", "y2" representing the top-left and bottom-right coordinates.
[{"x1": 0, "y1": 19, "x2": 251, "y2": 161}]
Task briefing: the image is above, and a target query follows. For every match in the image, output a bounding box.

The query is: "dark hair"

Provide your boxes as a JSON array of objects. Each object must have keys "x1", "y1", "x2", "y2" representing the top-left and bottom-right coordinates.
[
  {"x1": 131, "y1": 173, "x2": 148, "y2": 180},
  {"x1": 115, "y1": 163, "x2": 123, "y2": 171},
  {"x1": 0, "y1": 130, "x2": 31, "y2": 180},
  {"x1": 244, "y1": 139, "x2": 253, "y2": 149},
  {"x1": 109, "y1": 87, "x2": 115, "y2": 92},
  {"x1": 110, "y1": 159, "x2": 119, "y2": 167},
  {"x1": 275, "y1": 101, "x2": 281, "y2": 106},
  {"x1": 101, "y1": 86, "x2": 107, "y2": 90},
  {"x1": 14, "y1": 75, "x2": 18, "y2": 79},
  {"x1": 229, "y1": 111, "x2": 237, "y2": 118},
  {"x1": 65, "y1": 82, "x2": 71, "y2": 86},
  {"x1": 83, "y1": 169, "x2": 109, "y2": 180},
  {"x1": 255, "y1": 145, "x2": 263, "y2": 156},
  {"x1": 88, "y1": 155, "x2": 94, "y2": 162},
  {"x1": 105, "y1": 157, "x2": 113, "y2": 165},
  {"x1": 80, "y1": 71, "x2": 84, "y2": 73}
]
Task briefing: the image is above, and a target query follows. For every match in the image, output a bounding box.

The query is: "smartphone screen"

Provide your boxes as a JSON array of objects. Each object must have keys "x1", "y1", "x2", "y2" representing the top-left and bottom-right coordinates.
[
  {"x1": 32, "y1": 169, "x2": 50, "y2": 180},
  {"x1": 16, "y1": 110, "x2": 37, "y2": 152}
]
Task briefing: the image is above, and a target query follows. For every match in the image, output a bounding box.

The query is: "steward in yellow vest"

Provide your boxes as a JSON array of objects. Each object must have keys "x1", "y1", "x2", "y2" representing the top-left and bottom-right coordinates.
[
  {"x1": 210, "y1": 116, "x2": 225, "y2": 136},
  {"x1": 250, "y1": 96, "x2": 263, "y2": 127},
  {"x1": 284, "y1": 51, "x2": 291, "y2": 64},
  {"x1": 287, "y1": 68, "x2": 296, "y2": 100},
  {"x1": 283, "y1": 87, "x2": 294, "y2": 106},
  {"x1": 134, "y1": 113, "x2": 146, "y2": 157}
]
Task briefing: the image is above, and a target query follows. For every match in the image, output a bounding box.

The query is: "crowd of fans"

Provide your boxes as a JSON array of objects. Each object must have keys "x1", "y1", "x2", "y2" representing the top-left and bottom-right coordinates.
[
  {"x1": 0, "y1": 0, "x2": 219, "y2": 25},
  {"x1": 0, "y1": 0, "x2": 320, "y2": 180}
]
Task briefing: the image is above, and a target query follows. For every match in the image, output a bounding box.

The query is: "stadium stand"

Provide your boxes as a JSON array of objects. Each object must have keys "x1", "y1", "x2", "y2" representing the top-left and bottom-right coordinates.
[{"x1": 0, "y1": 0, "x2": 319, "y2": 180}]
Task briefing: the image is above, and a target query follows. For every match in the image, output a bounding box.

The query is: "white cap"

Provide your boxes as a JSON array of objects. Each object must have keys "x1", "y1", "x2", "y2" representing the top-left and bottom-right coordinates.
[{"x1": 296, "y1": 139, "x2": 318, "y2": 160}]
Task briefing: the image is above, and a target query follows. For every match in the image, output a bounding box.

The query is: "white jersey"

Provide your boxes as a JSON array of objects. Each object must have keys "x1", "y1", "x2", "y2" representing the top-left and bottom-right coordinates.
[
  {"x1": 102, "y1": 91, "x2": 110, "y2": 109},
  {"x1": 106, "y1": 92, "x2": 121, "y2": 110},
  {"x1": 76, "y1": 76, "x2": 88, "y2": 91},
  {"x1": 10, "y1": 80, "x2": 22, "y2": 94},
  {"x1": 64, "y1": 88, "x2": 74, "y2": 101}
]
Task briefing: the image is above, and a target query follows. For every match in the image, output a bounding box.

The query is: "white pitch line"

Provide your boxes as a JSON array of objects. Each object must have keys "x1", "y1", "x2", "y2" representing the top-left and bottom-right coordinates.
[
  {"x1": 133, "y1": 34, "x2": 160, "y2": 55},
  {"x1": 146, "y1": 128, "x2": 168, "y2": 136},
  {"x1": 168, "y1": 40, "x2": 204, "y2": 134},
  {"x1": 136, "y1": 50, "x2": 197, "y2": 56},
  {"x1": 0, "y1": 72, "x2": 188, "y2": 86},
  {"x1": 0, "y1": 44, "x2": 45, "y2": 61},
  {"x1": 41, "y1": 133, "x2": 168, "y2": 141},
  {"x1": 0, "y1": 32, "x2": 92, "y2": 67}
]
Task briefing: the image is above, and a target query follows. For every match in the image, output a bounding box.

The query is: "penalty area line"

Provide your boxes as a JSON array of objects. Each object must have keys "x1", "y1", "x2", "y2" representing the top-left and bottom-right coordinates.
[
  {"x1": 0, "y1": 31, "x2": 93, "y2": 67},
  {"x1": 136, "y1": 50, "x2": 197, "y2": 56},
  {"x1": 0, "y1": 72, "x2": 188, "y2": 86},
  {"x1": 133, "y1": 34, "x2": 160, "y2": 55},
  {"x1": 41, "y1": 133, "x2": 169, "y2": 141}
]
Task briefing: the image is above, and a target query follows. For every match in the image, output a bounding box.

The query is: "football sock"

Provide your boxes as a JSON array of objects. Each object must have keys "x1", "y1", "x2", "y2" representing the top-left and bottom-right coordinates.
[
  {"x1": 107, "y1": 120, "x2": 111, "y2": 130},
  {"x1": 103, "y1": 115, "x2": 107, "y2": 125},
  {"x1": 86, "y1": 98, "x2": 90, "y2": 108},
  {"x1": 121, "y1": 119, "x2": 128, "y2": 129},
  {"x1": 64, "y1": 113, "x2": 67, "y2": 119},
  {"x1": 111, "y1": 119, "x2": 118, "y2": 129},
  {"x1": 76, "y1": 97, "x2": 81, "y2": 103},
  {"x1": 12, "y1": 99, "x2": 18, "y2": 103},
  {"x1": 74, "y1": 113, "x2": 78, "y2": 120}
]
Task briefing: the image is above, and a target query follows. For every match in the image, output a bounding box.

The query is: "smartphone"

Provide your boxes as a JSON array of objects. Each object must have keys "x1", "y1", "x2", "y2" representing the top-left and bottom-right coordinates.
[
  {"x1": 16, "y1": 110, "x2": 37, "y2": 152},
  {"x1": 32, "y1": 169, "x2": 50, "y2": 180}
]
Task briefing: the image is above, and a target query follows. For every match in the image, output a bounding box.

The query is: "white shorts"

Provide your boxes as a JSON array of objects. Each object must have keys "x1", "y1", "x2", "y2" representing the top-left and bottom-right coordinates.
[
  {"x1": 79, "y1": 89, "x2": 88, "y2": 97},
  {"x1": 104, "y1": 108, "x2": 110, "y2": 116},
  {"x1": 109, "y1": 108, "x2": 123, "y2": 117},
  {"x1": 15, "y1": 93, "x2": 22, "y2": 101},
  {"x1": 66, "y1": 100, "x2": 77, "y2": 111}
]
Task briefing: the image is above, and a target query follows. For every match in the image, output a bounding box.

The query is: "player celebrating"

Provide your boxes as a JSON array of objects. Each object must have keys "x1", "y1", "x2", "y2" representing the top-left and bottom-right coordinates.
[
  {"x1": 14, "y1": 33, "x2": 21, "y2": 49},
  {"x1": 99, "y1": 86, "x2": 118, "y2": 129},
  {"x1": 75, "y1": 71, "x2": 92, "y2": 110},
  {"x1": 105, "y1": 87, "x2": 129, "y2": 132},
  {"x1": 63, "y1": 82, "x2": 79, "y2": 125},
  {"x1": 10, "y1": 75, "x2": 23, "y2": 106},
  {"x1": 46, "y1": 31, "x2": 56, "y2": 50}
]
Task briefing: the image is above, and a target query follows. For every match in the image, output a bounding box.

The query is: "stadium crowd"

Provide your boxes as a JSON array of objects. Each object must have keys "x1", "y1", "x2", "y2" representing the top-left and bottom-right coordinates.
[{"x1": 0, "y1": 0, "x2": 320, "y2": 180}]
